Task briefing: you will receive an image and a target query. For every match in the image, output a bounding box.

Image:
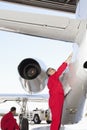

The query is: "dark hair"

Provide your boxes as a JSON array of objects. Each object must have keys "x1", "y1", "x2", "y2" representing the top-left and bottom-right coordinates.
[{"x1": 10, "y1": 107, "x2": 16, "y2": 112}]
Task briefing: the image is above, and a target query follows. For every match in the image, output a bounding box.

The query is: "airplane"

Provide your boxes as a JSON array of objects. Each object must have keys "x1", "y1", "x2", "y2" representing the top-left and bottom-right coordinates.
[
  {"x1": 0, "y1": 93, "x2": 49, "y2": 130},
  {"x1": 0, "y1": 93, "x2": 49, "y2": 117},
  {"x1": 0, "y1": 0, "x2": 87, "y2": 129}
]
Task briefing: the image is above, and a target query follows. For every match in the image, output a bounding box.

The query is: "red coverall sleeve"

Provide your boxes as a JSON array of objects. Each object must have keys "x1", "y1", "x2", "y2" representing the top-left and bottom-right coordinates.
[
  {"x1": 1, "y1": 116, "x2": 8, "y2": 130},
  {"x1": 14, "y1": 119, "x2": 20, "y2": 130},
  {"x1": 8, "y1": 118, "x2": 20, "y2": 130},
  {"x1": 1, "y1": 116, "x2": 20, "y2": 130},
  {"x1": 54, "y1": 62, "x2": 67, "y2": 78}
]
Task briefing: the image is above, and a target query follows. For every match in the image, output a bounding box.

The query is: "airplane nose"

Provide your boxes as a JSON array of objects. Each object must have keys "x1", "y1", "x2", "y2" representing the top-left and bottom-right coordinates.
[{"x1": 18, "y1": 58, "x2": 41, "y2": 79}]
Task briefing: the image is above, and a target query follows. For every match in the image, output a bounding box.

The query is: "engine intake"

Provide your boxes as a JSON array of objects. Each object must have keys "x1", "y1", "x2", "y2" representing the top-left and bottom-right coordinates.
[
  {"x1": 83, "y1": 61, "x2": 87, "y2": 69},
  {"x1": 18, "y1": 58, "x2": 41, "y2": 80},
  {"x1": 18, "y1": 58, "x2": 47, "y2": 93}
]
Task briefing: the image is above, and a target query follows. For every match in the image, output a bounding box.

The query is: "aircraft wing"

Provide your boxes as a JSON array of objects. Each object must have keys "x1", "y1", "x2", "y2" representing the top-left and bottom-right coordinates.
[
  {"x1": 0, "y1": 93, "x2": 48, "y2": 103},
  {"x1": 0, "y1": 9, "x2": 86, "y2": 44}
]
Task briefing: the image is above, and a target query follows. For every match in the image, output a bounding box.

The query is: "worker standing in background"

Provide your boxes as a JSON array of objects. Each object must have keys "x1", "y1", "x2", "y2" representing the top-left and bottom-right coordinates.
[{"x1": 1, "y1": 106, "x2": 20, "y2": 130}]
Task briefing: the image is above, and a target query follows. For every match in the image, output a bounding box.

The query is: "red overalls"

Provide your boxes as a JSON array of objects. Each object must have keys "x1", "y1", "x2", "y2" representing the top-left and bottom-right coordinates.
[
  {"x1": 47, "y1": 62, "x2": 67, "y2": 130},
  {"x1": 1, "y1": 111, "x2": 20, "y2": 130}
]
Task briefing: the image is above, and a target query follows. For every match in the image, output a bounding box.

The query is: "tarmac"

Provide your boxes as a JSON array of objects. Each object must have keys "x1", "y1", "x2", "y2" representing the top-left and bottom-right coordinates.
[
  {"x1": 29, "y1": 121, "x2": 67, "y2": 130},
  {"x1": 29, "y1": 117, "x2": 87, "y2": 130}
]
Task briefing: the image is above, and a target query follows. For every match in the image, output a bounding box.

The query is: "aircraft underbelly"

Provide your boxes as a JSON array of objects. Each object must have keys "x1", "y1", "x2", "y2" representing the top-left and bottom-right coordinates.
[{"x1": 0, "y1": 9, "x2": 86, "y2": 43}]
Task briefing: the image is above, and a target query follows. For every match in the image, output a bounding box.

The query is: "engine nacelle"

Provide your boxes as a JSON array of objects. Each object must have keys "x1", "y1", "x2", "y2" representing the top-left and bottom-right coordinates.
[{"x1": 18, "y1": 58, "x2": 47, "y2": 93}]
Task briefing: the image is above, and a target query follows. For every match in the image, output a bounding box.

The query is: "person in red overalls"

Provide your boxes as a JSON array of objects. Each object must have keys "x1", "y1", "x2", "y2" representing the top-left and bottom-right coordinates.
[
  {"x1": 46, "y1": 53, "x2": 72, "y2": 130},
  {"x1": 1, "y1": 107, "x2": 20, "y2": 130}
]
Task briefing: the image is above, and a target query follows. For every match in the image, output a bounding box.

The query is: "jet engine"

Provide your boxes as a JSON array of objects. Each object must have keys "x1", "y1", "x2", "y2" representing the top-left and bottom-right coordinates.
[
  {"x1": 83, "y1": 61, "x2": 87, "y2": 69},
  {"x1": 18, "y1": 58, "x2": 47, "y2": 93}
]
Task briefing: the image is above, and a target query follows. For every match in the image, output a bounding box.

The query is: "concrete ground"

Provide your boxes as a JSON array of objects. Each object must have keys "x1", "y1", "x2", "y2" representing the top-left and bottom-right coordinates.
[{"x1": 29, "y1": 117, "x2": 87, "y2": 130}]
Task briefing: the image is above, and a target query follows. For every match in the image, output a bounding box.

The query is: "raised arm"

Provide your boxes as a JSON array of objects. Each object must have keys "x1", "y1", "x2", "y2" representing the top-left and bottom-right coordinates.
[
  {"x1": 54, "y1": 53, "x2": 73, "y2": 78},
  {"x1": 65, "y1": 52, "x2": 73, "y2": 64}
]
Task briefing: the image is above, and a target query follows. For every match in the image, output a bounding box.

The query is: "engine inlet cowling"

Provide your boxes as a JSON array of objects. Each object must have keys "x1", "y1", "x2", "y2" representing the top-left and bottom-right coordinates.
[
  {"x1": 18, "y1": 58, "x2": 47, "y2": 93},
  {"x1": 18, "y1": 58, "x2": 41, "y2": 80}
]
